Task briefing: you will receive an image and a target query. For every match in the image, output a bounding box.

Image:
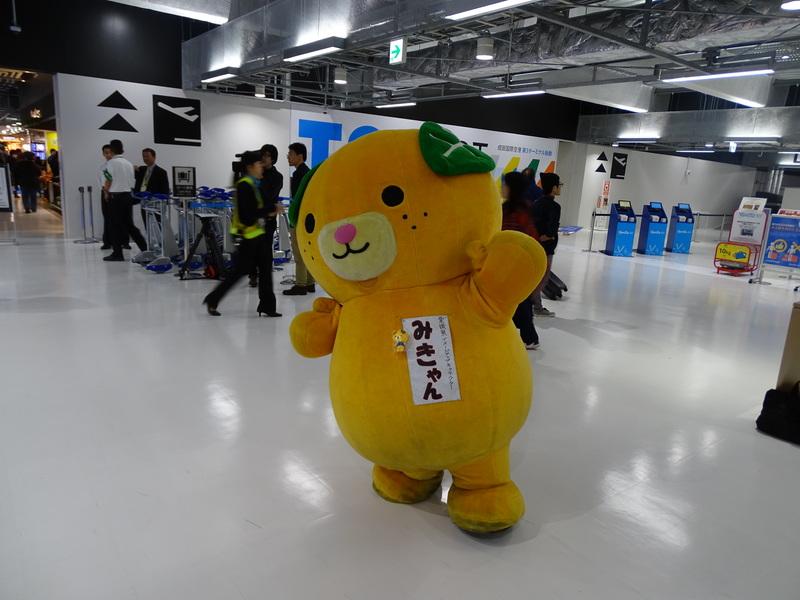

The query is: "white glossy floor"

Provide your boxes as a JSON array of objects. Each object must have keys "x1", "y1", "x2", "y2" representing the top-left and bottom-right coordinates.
[{"x1": 1, "y1": 229, "x2": 799, "y2": 600}]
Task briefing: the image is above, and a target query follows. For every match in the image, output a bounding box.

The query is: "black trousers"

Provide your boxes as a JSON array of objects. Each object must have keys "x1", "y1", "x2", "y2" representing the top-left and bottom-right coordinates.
[
  {"x1": 103, "y1": 197, "x2": 129, "y2": 246},
  {"x1": 109, "y1": 193, "x2": 146, "y2": 254},
  {"x1": 249, "y1": 219, "x2": 276, "y2": 281},
  {"x1": 513, "y1": 297, "x2": 539, "y2": 345},
  {"x1": 205, "y1": 234, "x2": 275, "y2": 313}
]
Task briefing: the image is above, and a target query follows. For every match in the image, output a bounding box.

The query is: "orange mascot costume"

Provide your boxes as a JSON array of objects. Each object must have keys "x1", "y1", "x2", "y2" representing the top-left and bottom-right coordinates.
[{"x1": 289, "y1": 122, "x2": 546, "y2": 533}]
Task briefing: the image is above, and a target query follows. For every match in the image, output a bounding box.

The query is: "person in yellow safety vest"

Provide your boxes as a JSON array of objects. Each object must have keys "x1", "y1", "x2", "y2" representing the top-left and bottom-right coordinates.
[{"x1": 203, "y1": 150, "x2": 281, "y2": 317}]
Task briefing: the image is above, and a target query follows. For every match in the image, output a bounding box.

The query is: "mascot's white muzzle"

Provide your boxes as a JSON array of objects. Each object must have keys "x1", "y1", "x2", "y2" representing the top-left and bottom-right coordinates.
[{"x1": 318, "y1": 211, "x2": 397, "y2": 281}]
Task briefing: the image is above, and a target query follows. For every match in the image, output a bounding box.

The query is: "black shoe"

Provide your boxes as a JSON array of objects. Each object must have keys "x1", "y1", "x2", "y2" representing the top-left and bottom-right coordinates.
[
  {"x1": 24, "y1": 210, "x2": 30, "y2": 214},
  {"x1": 123, "y1": 244, "x2": 131, "y2": 250},
  {"x1": 100, "y1": 244, "x2": 112, "y2": 250},
  {"x1": 257, "y1": 303, "x2": 281, "y2": 317},
  {"x1": 283, "y1": 285, "x2": 308, "y2": 296},
  {"x1": 305, "y1": 284, "x2": 316, "y2": 293},
  {"x1": 203, "y1": 298, "x2": 221, "y2": 316},
  {"x1": 103, "y1": 254, "x2": 125, "y2": 262},
  {"x1": 249, "y1": 276, "x2": 258, "y2": 288}
]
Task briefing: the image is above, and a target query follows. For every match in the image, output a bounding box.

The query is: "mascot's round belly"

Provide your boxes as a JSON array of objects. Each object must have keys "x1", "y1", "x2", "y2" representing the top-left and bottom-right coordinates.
[{"x1": 329, "y1": 282, "x2": 532, "y2": 471}]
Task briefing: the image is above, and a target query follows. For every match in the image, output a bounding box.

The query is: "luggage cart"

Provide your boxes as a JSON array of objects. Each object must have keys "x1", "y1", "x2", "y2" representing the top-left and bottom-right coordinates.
[{"x1": 176, "y1": 189, "x2": 233, "y2": 281}]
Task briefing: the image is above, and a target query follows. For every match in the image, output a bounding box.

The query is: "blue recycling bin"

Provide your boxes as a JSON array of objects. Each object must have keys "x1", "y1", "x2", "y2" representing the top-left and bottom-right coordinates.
[
  {"x1": 665, "y1": 203, "x2": 695, "y2": 253},
  {"x1": 603, "y1": 201, "x2": 637, "y2": 257},
  {"x1": 637, "y1": 202, "x2": 669, "y2": 255}
]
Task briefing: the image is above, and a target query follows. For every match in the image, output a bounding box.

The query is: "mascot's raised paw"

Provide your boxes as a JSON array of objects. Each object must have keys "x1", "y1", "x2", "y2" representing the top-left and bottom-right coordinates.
[{"x1": 288, "y1": 122, "x2": 547, "y2": 533}]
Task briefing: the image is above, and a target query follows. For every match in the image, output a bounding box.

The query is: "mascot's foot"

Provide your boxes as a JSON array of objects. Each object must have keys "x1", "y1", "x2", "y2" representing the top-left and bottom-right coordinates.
[
  {"x1": 372, "y1": 465, "x2": 443, "y2": 504},
  {"x1": 447, "y1": 481, "x2": 525, "y2": 533}
]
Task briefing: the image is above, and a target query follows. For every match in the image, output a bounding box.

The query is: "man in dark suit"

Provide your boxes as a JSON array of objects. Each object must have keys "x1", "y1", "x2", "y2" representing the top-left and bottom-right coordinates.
[{"x1": 135, "y1": 148, "x2": 170, "y2": 227}]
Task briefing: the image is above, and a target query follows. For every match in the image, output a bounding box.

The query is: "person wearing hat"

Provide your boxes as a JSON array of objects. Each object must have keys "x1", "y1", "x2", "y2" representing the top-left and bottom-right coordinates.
[
  {"x1": 530, "y1": 172, "x2": 563, "y2": 317},
  {"x1": 203, "y1": 150, "x2": 281, "y2": 317}
]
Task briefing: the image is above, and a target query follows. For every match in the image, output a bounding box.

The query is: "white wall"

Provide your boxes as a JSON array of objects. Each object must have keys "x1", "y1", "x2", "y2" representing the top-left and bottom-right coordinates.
[
  {"x1": 782, "y1": 187, "x2": 800, "y2": 211},
  {"x1": 55, "y1": 74, "x2": 291, "y2": 238},
  {"x1": 55, "y1": 73, "x2": 560, "y2": 239},
  {"x1": 561, "y1": 144, "x2": 757, "y2": 227}
]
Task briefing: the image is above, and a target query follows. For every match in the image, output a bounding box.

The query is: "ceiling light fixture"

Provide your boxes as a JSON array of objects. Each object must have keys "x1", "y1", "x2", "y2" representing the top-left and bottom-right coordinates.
[
  {"x1": 782, "y1": 55, "x2": 791, "y2": 60},
  {"x1": 334, "y1": 67, "x2": 347, "y2": 85},
  {"x1": 375, "y1": 102, "x2": 417, "y2": 109},
  {"x1": 676, "y1": 149, "x2": 715, "y2": 153},
  {"x1": 476, "y1": 37, "x2": 494, "y2": 61},
  {"x1": 662, "y1": 68, "x2": 774, "y2": 84},
  {"x1": 612, "y1": 142, "x2": 619, "y2": 147},
  {"x1": 778, "y1": 151, "x2": 800, "y2": 154},
  {"x1": 446, "y1": 0, "x2": 533, "y2": 21},
  {"x1": 616, "y1": 105, "x2": 649, "y2": 114},
  {"x1": 729, "y1": 141, "x2": 738, "y2": 153},
  {"x1": 200, "y1": 66, "x2": 240, "y2": 83},
  {"x1": 284, "y1": 37, "x2": 346, "y2": 63},
  {"x1": 616, "y1": 139, "x2": 658, "y2": 144},
  {"x1": 483, "y1": 89, "x2": 546, "y2": 98},
  {"x1": 781, "y1": 1, "x2": 800, "y2": 10},
  {"x1": 705, "y1": 143, "x2": 714, "y2": 147}
]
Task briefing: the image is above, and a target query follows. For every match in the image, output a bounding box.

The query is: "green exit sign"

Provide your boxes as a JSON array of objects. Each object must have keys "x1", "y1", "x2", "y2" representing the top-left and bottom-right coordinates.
[{"x1": 389, "y1": 37, "x2": 406, "y2": 65}]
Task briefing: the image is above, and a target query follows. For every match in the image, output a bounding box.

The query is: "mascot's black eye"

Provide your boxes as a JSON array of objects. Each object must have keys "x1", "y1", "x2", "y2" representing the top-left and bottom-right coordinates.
[
  {"x1": 304, "y1": 213, "x2": 316, "y2": 234},
  {"x1": 381, "y1": 185, "x2": 404, "y2": 207}
]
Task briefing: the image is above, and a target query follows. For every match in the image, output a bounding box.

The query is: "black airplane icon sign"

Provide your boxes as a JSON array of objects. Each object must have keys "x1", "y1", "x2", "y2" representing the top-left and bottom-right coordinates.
[{"x1": 153, "y1": 95, "x2": 202, "y2": 146}]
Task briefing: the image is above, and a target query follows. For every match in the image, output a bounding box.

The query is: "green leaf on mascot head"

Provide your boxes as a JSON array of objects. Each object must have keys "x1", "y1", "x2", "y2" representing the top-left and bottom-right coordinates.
[
  {"x1": 288, "y1": 162, "x2": 322, "y2": 229},
  {"x1": 419, "y1": 121, "x2": 495, "y2": 176}
]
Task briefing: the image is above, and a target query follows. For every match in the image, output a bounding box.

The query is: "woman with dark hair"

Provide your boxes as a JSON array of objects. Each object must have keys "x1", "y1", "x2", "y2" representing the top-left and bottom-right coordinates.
[
  {"x1": 531, "y1": 172, "x2": 562, "y2": 317},
  {"x1": 203, "y1": 150, "x2": 281, "y2": 318},
  {"x1": 502, "y1": 171, "x2": 540, "y2": 350}
]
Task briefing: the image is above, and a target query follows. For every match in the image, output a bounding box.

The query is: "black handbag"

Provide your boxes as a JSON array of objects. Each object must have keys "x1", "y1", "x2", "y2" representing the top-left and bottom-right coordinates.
[{"x1": 756, "y1": 382, "x2": 800, "y2": 445}]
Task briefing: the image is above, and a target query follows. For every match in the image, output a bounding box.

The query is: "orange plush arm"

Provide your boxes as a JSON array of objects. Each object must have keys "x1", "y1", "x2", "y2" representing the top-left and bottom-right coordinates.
[
  {"x1": 290, "y1": 297, "x2": 342, "y2": 358},
  {"x1": 461, "y1": 231, "x2": 547, "y2": 326}
]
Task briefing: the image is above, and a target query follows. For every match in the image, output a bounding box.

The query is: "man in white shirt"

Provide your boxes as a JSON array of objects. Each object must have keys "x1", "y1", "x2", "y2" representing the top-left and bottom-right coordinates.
[{"x1": 102, "y1": 139, "x2": 146, "y2": 261}]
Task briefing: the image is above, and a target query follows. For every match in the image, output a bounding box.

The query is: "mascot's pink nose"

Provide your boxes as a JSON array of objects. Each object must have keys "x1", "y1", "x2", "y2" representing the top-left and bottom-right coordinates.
[{"x1": 334, "y1": 223, "x2": 357, "y2": 245}]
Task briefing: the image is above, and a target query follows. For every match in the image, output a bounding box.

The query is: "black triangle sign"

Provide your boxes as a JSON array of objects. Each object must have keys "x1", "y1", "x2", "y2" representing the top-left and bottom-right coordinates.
[
  {"x1": 99, "y1": 113, "x2": 138, "y2": 132},
  {"x1": 98, "y1": 91, "x2": 137, "y2": 110},
  {"x1": 595, "y1": 163, "x2": 607, "y2": 173},
  {"x1": 597, "y1": 152, "x2": 608, "y2": 161}
]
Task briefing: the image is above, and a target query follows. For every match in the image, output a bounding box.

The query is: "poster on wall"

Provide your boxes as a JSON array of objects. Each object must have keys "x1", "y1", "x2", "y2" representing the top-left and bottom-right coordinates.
[
  {"x1": 764, "y1": 216, "x2": 800, "y2": 269},
  {"x1": 610, "y1": 152, "x2": 628, "y2": 179},
  {"x1": 0, "y1": 165, "x2": 11, "y2": 212},
  {"x1": 288, "y1": 109, "x2": 558, "y2": 186},
  {"x1": 153, "y1": 95, "x2": 201, "y2": 146}
]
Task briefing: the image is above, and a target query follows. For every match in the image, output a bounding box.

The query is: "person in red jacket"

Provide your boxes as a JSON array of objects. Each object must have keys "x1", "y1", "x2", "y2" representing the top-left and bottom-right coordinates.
[{"x1": 502, "y1": 171, "x2": 540, "y2": 350}]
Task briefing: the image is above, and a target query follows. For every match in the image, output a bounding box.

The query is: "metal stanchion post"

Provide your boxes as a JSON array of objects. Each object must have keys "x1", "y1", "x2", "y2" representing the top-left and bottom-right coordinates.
[
  {"x1": 584, "y1": 210, "x2": 596, "y2": 252},
  {"x1": 693, "y1": 213, "x2": 700, "y2": 242},
  {"x1": 719, "y1": 214, "x2": 727, "y2": 241},
  {"x1": 73, "y1": 186, "x2": 94, "y2": 244},
  {"x1": 86, "y1": 186, "x2": 99, "y2": 243}
]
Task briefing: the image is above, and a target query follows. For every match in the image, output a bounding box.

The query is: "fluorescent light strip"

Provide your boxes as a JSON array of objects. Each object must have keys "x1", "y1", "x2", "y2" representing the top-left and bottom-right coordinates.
[
  {"x1": 616, "y1": 139, "x2": 658, "y2": 144},
  {"x1": 446, "y1": 0, "x2": 534, "y2": 20},
  {"x1": 727, "y1": 140, "x2": 779, "y2": 144},
  {"x1": 662, "y1": 68, "x2": 774, "y2": 83},
  {"x1": 284, "y1": 46, "x2": 343, "y2": 63},
  {"x1": 375, "y1": 102, "x2": 417, "y2": 108},
  {"x1": 483, "y1": 90, "x2": 546, "y2": 98},
  {"x1": 781, "y1": 1, "x2": 800, "y2": 10},
  {"x1": 676, "y1": 150, "x2": 714, "y2": 153},
  {"x1": 616, "y1": 105, "x2": 649, "y2": 114},
  {"x1": 779, "y1": 151, "x2": 800, "y2": 154},
  {"x1": 201, "y1": 73, "x2": 237, "y2": 83}
]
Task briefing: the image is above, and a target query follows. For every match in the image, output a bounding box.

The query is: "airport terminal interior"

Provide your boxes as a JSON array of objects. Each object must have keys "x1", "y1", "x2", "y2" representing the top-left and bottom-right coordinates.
[{"x1": 2, "y1": 1, "x2": 800, "y2": 599}]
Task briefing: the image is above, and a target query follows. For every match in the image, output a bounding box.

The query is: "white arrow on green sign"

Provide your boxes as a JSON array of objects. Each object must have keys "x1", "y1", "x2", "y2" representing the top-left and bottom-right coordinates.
[{"x1": 389, "y1": 37, "x2": 406, "y2": 65}]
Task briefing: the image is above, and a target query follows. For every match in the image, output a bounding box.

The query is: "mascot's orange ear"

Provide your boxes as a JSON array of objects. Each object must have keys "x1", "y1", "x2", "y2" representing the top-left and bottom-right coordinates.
[{"x1": 418, "y1": 121, "x2": 495, "y2": 176}]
